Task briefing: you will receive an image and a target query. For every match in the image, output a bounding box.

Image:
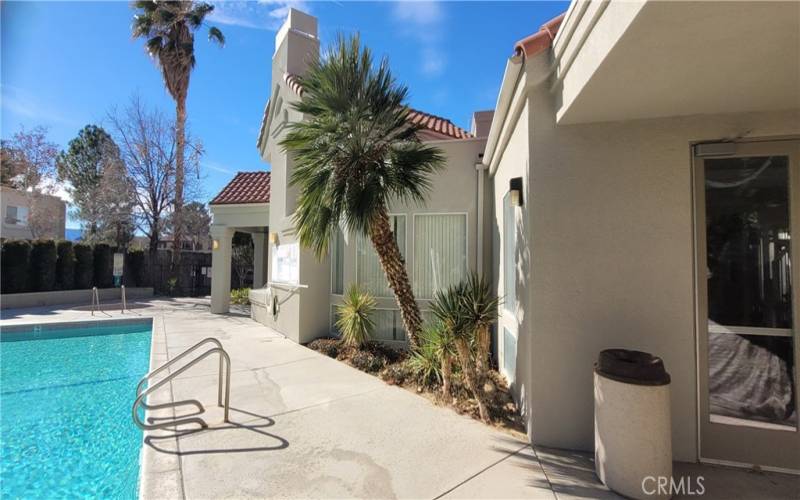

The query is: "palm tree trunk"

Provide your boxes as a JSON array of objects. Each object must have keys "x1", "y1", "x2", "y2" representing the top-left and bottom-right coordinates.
[
  {"x1": 441, "y1": 353, "x2": 453, "y2": 398},
  {"x1": 173, "y1": 97, "x2": 186, "y2": 288},
  {"x1": 474, "y1": 324, "x2": 491, "y2": 386},
  {"x1": 368, "y1": 206, "x2": 422, "y2": 349},
  {"x1": 455, "y1": 338, "x2": 491, "y2": 424}
]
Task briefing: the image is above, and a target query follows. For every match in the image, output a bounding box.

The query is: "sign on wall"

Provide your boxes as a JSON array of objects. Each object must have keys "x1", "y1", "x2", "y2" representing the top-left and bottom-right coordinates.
[{"x1": 271, "y1": 242, "x2": 299, "y2": 285}]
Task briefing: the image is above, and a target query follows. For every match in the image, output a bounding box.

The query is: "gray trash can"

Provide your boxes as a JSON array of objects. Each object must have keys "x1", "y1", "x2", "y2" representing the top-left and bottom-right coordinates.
[{"x1": 594, "y1": 349, "x2": 672, "y2": 500}]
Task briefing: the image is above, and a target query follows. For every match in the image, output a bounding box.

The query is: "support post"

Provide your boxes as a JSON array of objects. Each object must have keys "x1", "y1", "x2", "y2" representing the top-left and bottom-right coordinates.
[
  {"x1": 210, "y1": 226, "x2": 234, "y2": 314},
  {"x1": 252, "y1": 232, "x2": 268, "y2": 289}
]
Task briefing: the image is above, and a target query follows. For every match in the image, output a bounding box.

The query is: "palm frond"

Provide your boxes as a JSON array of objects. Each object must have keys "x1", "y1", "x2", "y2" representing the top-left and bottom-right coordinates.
[{"x1": 208, "y1": 26, "x2": 225, "y2": 47}]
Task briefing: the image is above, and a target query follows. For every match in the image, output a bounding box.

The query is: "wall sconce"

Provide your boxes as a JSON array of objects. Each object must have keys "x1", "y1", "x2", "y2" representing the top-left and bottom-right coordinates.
[
  {"x1": 212, "y1": 240, "x2": 220, "y2": 250},
  {"x1": 509, "y1": 177, "x2": 524, "y2": 207},
  {"x1": 269, "y1": 232, "x2": 279, "y2": 246}
]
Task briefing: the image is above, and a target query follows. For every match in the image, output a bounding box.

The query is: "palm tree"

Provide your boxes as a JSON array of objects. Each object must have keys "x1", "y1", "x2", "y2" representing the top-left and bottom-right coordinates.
[
  {"x1": 431, "y1": 281, "x2": 491, "y2": 423},
  {"x1": 460, "y1": 273, "x2": 500, "y2": 388},
  {"x1": 281, "y1": 35, "x2": 444, "y2": 349},
  {"x1": 131, "y1": 0, "x2": 224, "y2": 283}
]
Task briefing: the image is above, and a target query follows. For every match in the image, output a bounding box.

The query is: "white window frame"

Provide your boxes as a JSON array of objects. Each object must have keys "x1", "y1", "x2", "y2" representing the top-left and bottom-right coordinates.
[
  {"x1": 330, "y1": 229, "x2": 345, "y2": 296},
  {"x1": 503, "y1": 193, "x2": 516, "y2": 313},
  {"x1": 411, "y1": 212, "x2": 469, "y2": 300},
  {"x1": 354, "y1": 213, "x2": 407, "y2": 298},
  {"x1": 5, "y1": 205, "x2": 28, "y2": 227}
]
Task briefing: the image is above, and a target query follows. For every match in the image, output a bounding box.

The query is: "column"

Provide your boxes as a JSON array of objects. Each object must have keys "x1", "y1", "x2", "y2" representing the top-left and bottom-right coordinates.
[
  {"x1": 210, "y1": 226, "x2": 234, "y2": 314},
  {"x1": 252, "y1": 232, "x2": 268, "y2": 289}
]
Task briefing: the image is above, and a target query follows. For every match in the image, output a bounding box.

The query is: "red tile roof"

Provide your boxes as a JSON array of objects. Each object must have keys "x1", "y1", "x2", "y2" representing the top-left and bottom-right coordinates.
[
  {"x1": 514, "y1": 13, "x2": 566, "y2": 58},
  {"x1": 282, "y1": 73, "x2": 472, "y2": 140},
  {"x1": 210, "y1": 171, "x2": 271, "y2": 205}
]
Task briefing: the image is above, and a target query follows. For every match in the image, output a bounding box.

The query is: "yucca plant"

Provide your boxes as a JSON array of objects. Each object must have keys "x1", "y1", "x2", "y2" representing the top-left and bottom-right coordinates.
[
  {"x1": 280, "y1": 35, "x2": 445, "y2": 350},
  {"x1": 460, "y1": 273, "x2": 501, "y2": 387},
  {"x1": 409, "y1": 323, "x2": 444, "y2": 388},
  {"x1": 431, "y1": 282, "x2": 491, "y2": 423},
  {"x1": 336, "y1": 285, "x2": 376, "y2": 348}
]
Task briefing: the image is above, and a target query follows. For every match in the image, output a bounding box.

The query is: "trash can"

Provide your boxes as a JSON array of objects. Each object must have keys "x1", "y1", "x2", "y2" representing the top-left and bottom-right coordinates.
[{"x1": 594, "y1": 349, "x2": 672, "y2": 500}]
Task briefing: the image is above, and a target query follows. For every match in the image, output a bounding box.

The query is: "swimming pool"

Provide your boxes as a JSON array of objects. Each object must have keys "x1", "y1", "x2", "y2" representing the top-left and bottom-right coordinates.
[{"x1": 0, "y1": 319, "x2": 152, "y2": 499}]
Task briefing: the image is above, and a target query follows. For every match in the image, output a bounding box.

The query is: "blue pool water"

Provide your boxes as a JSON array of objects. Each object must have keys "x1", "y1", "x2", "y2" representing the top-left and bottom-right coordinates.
[{"x1": 0, "y1": 320, "x2": 152, "y2": 499}]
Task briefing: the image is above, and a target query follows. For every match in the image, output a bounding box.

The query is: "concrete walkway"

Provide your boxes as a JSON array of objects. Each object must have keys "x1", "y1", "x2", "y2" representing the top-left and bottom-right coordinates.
[{"x1": 2, "y1": 298, "x2": 797, "y2": 499}]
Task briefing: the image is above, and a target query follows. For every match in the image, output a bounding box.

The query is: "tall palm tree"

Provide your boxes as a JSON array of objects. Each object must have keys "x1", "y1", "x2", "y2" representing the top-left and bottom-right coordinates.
[
  {"x1": 281, "y1": 35, "x2": 444, "y2": 349},
  {"x1": 131, "y1": 0, "x2": 224, "y2": 282}
]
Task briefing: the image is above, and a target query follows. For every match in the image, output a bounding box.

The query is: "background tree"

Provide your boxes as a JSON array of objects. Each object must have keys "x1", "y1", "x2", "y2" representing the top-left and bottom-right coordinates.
[
  {"x1": 131, "y1": 0, "x2": 224, "y2": 284},
  {"x1": 280, "y1": 36, "x2": 444, "y2": 348},
  {"x1": 56, "y1": 125, "x2": 121, "y2": 241},
  {"x1": 1, "y1": 126, "x2": 61, "y2": 238},
  {"x1": 107, "y1": 97, "x2": 203, "y2": 258},
  {"x1": 168, "y1": 201, "x2": 211, "y2": 251},
  {"x1": 97, "y1": 156, "x2": 136, "y2": 248},
  {"x1": 231, "y1": 232, "x2": 253, "y2": 288}
]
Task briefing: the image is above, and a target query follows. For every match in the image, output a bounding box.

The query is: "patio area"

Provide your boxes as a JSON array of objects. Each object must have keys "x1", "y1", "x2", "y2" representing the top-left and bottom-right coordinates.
[{"x1": 1, "y1": 298, "x2": 797, "y2": 499}]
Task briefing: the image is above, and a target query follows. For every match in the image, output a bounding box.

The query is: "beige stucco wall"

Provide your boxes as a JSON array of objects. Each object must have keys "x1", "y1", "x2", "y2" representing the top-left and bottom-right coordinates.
[
  {"x1": 0, "y1": 186, "x2": 66, "y2": 240},
  {"x1": 499, "y1": 65, "x2": 800, "y2": 460}
]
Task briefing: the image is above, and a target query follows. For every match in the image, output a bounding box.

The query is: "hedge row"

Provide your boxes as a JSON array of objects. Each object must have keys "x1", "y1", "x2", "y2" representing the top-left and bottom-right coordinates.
[{"x1": 0, "y1": 240, "x2": 148, "y2": 294}]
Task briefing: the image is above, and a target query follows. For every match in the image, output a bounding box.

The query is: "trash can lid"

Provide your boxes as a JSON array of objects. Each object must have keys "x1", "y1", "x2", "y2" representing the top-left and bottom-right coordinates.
[{"x1": 595, "y1": 349, "x2": 671, "y2": 386}]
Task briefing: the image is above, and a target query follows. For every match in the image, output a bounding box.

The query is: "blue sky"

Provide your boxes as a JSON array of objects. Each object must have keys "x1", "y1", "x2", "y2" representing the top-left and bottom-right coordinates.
[{"x1": 1, "y1": 1, "x2": 567, "y2": 229}]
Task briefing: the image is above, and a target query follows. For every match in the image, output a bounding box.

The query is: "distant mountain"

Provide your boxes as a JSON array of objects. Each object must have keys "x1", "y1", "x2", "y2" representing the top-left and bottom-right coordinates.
[{"x1": 65, "y1": 228, "x2": 83, "y2": 241}]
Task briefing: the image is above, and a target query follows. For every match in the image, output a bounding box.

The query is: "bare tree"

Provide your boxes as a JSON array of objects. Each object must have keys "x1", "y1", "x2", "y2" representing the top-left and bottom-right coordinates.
[
  {"x1": 1, "y1": 126, "x2": 61, "y2": 238},
  {"x1": 106, "y1": 97, "x2": 203, "y2": 260}
]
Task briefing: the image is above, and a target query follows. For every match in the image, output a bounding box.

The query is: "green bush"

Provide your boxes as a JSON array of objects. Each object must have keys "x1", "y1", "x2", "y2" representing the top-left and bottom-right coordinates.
[
  {"x1": 93, "y1": 244, "x2": 113, "y2": 288},
  {"x1": 28, "y1": 240, "x2": 57, "y2": 291},
  {"x1": 1, "y1": 240, "x2": 31, "y2": 293},
  {"x1": 55, "y1": 241, "x2": 76, "y2": 290},
  {"x1": 335, "y1": 285, "x2": 376, "y2": 348},
  {"x1": 230, "y1": 288, "x2": 251, "y2": 305},
  {"x1": 74, "y1": 243, "x2": 94, "y2": 289},
  {"x1": 124, "y1": 249, "x2": 147, "y2": 287}
]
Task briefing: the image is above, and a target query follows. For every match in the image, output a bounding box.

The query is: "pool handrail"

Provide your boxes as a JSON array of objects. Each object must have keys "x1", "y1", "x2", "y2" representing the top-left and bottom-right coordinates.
[{"x1": 132, "y1": 338, "x2": 231, "y2": 431}]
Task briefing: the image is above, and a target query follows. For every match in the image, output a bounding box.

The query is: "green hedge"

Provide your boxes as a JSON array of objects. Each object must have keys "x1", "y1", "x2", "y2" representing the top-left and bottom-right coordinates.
[
  {"x1": 74, "y1": 243, "x2": 94, "y2": 289},
  {"x1": 55, "y1": 241, "x2": 76, "y2": 290},
  {"x1": 29, "y1": 240, "x2": 57, "y2": 292},
  {"x1": 1, "y1": 240, "x2": 30, "y2": 293},
  {"x1": 125, "y1": 249, "x2": 147, "y2": 287},
  {"x1": 93, "y1": 244, "x2": 113, "y2": 288}
]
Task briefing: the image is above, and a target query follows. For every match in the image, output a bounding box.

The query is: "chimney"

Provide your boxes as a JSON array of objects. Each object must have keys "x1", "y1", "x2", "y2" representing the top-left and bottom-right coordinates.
[
  {"x1": 273, "y1": 9, "x2": 319, "y2": 77},
  {"x1": 471, "y1": 110, "x2": 495, "y2": 138}
]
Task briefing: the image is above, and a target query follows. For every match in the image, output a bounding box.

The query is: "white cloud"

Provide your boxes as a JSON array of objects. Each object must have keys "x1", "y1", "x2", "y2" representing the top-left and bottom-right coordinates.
[
  {"x1": 202, "y1": 161, "x2": 236, "y2": 175},
  {"x1": 391, "y1": 1, "x2": 446, "y2": 77},
  {"x1": 1, "y1": 84, "x2": 77, "y2": 127},
  {"x1": 208, "y1": 0, "x2": 310, "y2": 31},
  {"x1": 392, "y1": 1, "x2": 443, "y2": 27}
]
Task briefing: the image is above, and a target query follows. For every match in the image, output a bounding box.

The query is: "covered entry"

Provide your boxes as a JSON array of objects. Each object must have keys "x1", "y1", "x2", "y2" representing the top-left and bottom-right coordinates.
[{"x1": 209, "y1": 172, "x2": 271, "y2": 314}]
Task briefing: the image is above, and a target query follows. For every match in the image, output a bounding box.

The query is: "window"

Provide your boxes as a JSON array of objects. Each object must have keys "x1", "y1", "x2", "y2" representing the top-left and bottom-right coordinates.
[
  {"x1": 331, "y1": 229, "x2": 345, "y2": 295},
  {"x1": 503, "y1": 193, "x2": 516, "y2": 312},
  {"x1": 502, "y1": 327, "x2": 517, "y2": 382},
  {"x1": 5, "y1": 205, "x2": 28, "y2": 226},
  {"x1": 373, "y1": 309, "x2": 406, "y2": 341},
  {"x1": 413, "y1": 214, "x2": 468, "y2": 299},
  {"x1": 356, "y1": 215, "x2": 406, "y2": 297}
]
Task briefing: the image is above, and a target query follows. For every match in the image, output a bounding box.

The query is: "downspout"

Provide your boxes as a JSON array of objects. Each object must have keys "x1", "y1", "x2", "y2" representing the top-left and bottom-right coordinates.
[{"x1": 476, "y1": 161, "x2": 487, "y2": 275}]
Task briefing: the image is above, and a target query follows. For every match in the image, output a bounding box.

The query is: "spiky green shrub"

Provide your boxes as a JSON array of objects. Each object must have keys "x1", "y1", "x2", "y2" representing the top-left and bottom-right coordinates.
[
  {"x1": 28, "y1": 240, "x2": 57, "y2": 291},
  {"x1": 55, "y1": 240, "x2": 76, "y2": 290},
  {"x1": 1, "y1": 240, "x2": 31, "y2": 293},
  {"x1": 335, "y1": 285, "x2": 376, "y2": 348},
  {"x1": 460, "y1": 273, "x2": 501, "y2": 386},
  {"x1": 93, "y1": 243, "x2": 113, "y2": 288},
  {"x1": 408, "y1": 323, "x2": 444, "y2": 388},
  {"x1": 73, "y1": 243, "x2": 94, "y2": 289}
]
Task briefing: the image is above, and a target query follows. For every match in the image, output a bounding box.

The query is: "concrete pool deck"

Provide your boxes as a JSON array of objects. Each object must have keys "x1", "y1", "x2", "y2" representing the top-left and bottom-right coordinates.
[{"x1": 2, "y1": 298, "x2": 797, "y2": 499}]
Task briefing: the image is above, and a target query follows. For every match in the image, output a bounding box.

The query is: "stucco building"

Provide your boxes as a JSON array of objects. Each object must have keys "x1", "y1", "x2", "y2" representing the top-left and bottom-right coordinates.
[
  {"x1": 0, "y1": 185, "x2": 66, "y2": 240},
  {"x1": 211, "y1": 1, "x2": 800, "y2": 474}
]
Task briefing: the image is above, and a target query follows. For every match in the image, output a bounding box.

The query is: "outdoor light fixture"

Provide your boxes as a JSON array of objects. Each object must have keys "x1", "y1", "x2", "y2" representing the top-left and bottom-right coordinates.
[
  {"x1": 269, "y1": 232, "x2": 279, "y2": 246},
  {"x1": 212, "y1": 240, "x2": 220, "y2": 250},
  {"x1": 510, "y1": 177, "x2": 523, "y2": 207}
]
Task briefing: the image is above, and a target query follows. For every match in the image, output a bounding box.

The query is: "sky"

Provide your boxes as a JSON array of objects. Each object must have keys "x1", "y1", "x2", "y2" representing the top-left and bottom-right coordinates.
[{"x1": 1, "y1": 0, "x2": 568, "y2": 229}]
